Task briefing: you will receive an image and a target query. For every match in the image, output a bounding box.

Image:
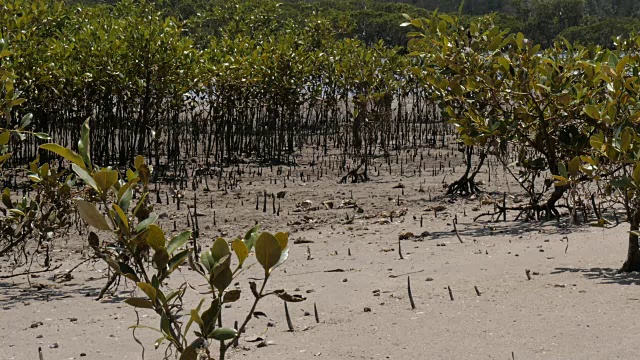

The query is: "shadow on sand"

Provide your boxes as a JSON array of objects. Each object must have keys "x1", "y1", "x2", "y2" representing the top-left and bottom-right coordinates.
[{"x1": 551, "y1": 266, "x2": 640, "y2": 286}]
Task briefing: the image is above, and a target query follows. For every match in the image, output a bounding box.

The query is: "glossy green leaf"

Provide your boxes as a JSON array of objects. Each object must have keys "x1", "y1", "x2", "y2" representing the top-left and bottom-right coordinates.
[
  {"x1": 153, "y1": 249, "x2": 170, "y2": 270},
  {"x1": 72, "y1": 164, "x2": 99, "y2": 192},
  {"x1": 210, "y1": 327, "x2": 237, "y2": 341},
  {"x1": 179, "y1": 344, "x2": 198, "y2": 360},
  {"x1": 557, "y1": 162, "x2": 568, "y2": 179},
  {"x1": 211, "y1": 237, "x2": 231, "y2": 265},
  {"x1": 135, "y1": 214, "x2": 158, "y2": 233},
  {"x1": 34, "y1": 132, "x2": 51, "y2": 140},
  {"x1": 568, "y1": 157, "x2": 581, "y2": 178},
  {"x1": 185, "y1": 299, "x2": 205, "y2": 337},
  {"x1": 144, "y1": 224, "x2": 166, "y2": 251},
  {"x1": 41, "y1": 144, "x2": 85, "y2": 170},
  {"x1": 168, "y1": 249, "x2": 190, "y2": 272},
  {"x1": 0, "y1": 131, "x2": 10, "y2": 146},
  {"x1": 93, "y1": 169, "x2": 119, "y2": 193},
  {"x1": 584, "y1": 105, "x2": 600, "y2": 120},
  {"x1": 137, "y1": 282, "x2": 157, "y2": 303},
  {"x1": 78, "y1": 119, "x2": 91, "y2": 171},
  {"x1": 232, "y1": 238, "x2": 249, "y2": 266},
  {"x1": 112, "y1": 204, "x2": 129, "y2": 232},
  {"x1": 167, "y1": 231, "x2": 192, "y2": 254},
  {"x1": 255, "y1": 232, "x2": 282, "y2": 275},
  {"x1": 243, "y1": 224, "x2": 260, "y2": 251},
  {"x1": 633, "y1": 163, "x2": 640, "y2": 183},
  {"x1": 19, "y1": 113, "x2": 32, "y2": 129},
  {"x1": 211, "y1": 266, "x2": 233, "y2": 292},
  {"x1": 125, "y1": 298, "x2": 154, "y2": 309}
]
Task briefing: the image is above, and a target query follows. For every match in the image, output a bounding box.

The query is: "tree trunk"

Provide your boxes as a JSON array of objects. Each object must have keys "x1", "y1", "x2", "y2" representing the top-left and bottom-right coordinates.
[
  {"x1": 621, "y1": 210, "x2": 640, "y2": 272},
  {"x1": 447, "y1": 147, "x2": 485, "y2": 196}
]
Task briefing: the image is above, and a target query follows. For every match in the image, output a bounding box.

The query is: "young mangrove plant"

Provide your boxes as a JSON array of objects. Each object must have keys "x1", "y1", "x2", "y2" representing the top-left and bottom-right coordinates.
[{"x1": 40, "y1": 119, "x2": 305, "y2": 359}]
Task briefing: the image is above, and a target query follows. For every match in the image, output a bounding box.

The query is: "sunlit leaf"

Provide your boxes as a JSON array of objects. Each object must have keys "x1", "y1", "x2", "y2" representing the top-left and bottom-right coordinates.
[
  {"x1": 73, "y1": 199, "x2": 111, "y2": 230},
  {"x1": 255, "y1": 232, "x2": 281, "y2": 275}
]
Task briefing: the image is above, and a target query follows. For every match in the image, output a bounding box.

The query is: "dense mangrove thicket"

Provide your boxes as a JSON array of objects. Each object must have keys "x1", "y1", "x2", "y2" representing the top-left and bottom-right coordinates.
[
  {"x1": 1, "y1": 0, "x2": 451, "y2": 179},
  {"x1": 4, "y1": 0, "x2": 640, "y2": 271},
  {"x1": 404, "y1": 13, "x2": 640, "y2": 270}
]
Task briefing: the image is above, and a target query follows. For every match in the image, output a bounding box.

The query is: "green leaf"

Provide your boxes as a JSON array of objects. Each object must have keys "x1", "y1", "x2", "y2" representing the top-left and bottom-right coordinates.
[
  {"x1": 232, "y1": 238, "x2": 249, "y2": 267},
  {"x1": 210, "y1": 328, "x2": 237, "y2": 341},
  {"x1": 584, "y1": 105, "x2": 600, "y2": 120},
  {"x1": 557, "y1": 162, "x2": 568, "y2": 179},
  {"x1": 274, "y1": 232, "x2": 289, "y2": 250},
  {"x1": 144, "y1": 224, "x2": 166, "y2": 251},
  {"x1": 255, "y1": 232, "x2": 282, "y2": 275},
  {"x1": 568, "y1": 157, "x2": 581, "y2": 178},
  {"x1": 73, "y1": 199, "x2": 111, "y2": 230},
  {"x1": 185, "y1": 299, "x2": 205, "y2": 337},
  {"x1": 211, "y1": 237, "x2": 231, "y2": 265},
  {"x1": 117, "y1": 262, "x2": 140, "y2": 282},
  {"x1": 243, "y1": 224, "x2": 260, "y2": 251},
  {"x1": 516, "y1": 32, "x2": 525, "y2": 50},
  {"x1": 153, "y1": 249, "x2": 170, "y2": 270},
  {"x1": 137, "y1": 282, "x2": 157, "y2": 303},
  {"x1": 168, "y1": 249, "x2": 190, "y2": 272},
  {"x1": 125, "y1": 298, "x2": 154, "y2": 309},
  {"x1": 201, "y1": 251, "x2": 215, "y2": 272},
  {"x1": 78, "y1": 119, "x2": 92, "y2": 171},
  {"x1": 72, "y1": 164, "x2": 99, "y2": 192},
  {"x1": 112, "y1": 204, "x2": 129, "y2": 232},
  {"x1": 0, "y1": 131, "x2": 10, "y2": 146},
  {"x1": 134, "y1": 155, "x2": 145, "y2": 171},
  {"x1": 160, "y1": 313, "x2": 172, "y2": 338},
  {"x1": 590, "y1": 134, "x2": 604, "y2": 152},
  {"x1": 633, "y1": 163, "x2": 640, "y2": 183},
  {"x1": 93, "y1": 169, "x2": 119, "y2": 193},
  {"x1": 0, "y1": 153, "x2": 11, "y2": 165},
  {"x1": 2, "y1": 188, "x2": 12, "y2": 208},
  {"x1": 200, "y1": 301, "x2": 220, "y2": 336},
  {"x1": 273, "y1": 246, "x2": 289, "y2": 271},
  {"x1": 410, "y1": 18, "x2": 423, "y2": 28},
  {"x1": 611, "y1": 176, "x2": 632, "y2": 189},
  {"x1": 34, "y1": 132, "x2": 51, "y2": 140},
  {"x1": 621, "y1": 128, "x2": 633, "y2": 152},
  {"x1": 41, "y1": 144, "x2": 85, "y2": 170},
  {"x1": 179, "y1": 344, "x2": 198, "y2": 360},
  {"x1": 117, "y1": 182, "x2": 135, "y2": 211},
  {"x1": 19, "y1": 113, "x2": 32, "y2": 129},
  {"x1": 211, "y1": 266, "x2": 233, "y2": 292},
  {"x1": 167, "y1": 231, "x2": 192, "y2": 254},
  {"x1": 135, "y1": 214, "x2": 158, "y2": 233},
  {"x1": 154, "y1": 336, "x2": 166, "y2": 350}
]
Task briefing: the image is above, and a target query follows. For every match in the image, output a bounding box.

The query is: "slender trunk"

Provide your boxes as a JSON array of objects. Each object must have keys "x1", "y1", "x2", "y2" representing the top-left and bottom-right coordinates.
[{"x1": 621, "y1": 210, "x2": 640, "y2": 272}]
